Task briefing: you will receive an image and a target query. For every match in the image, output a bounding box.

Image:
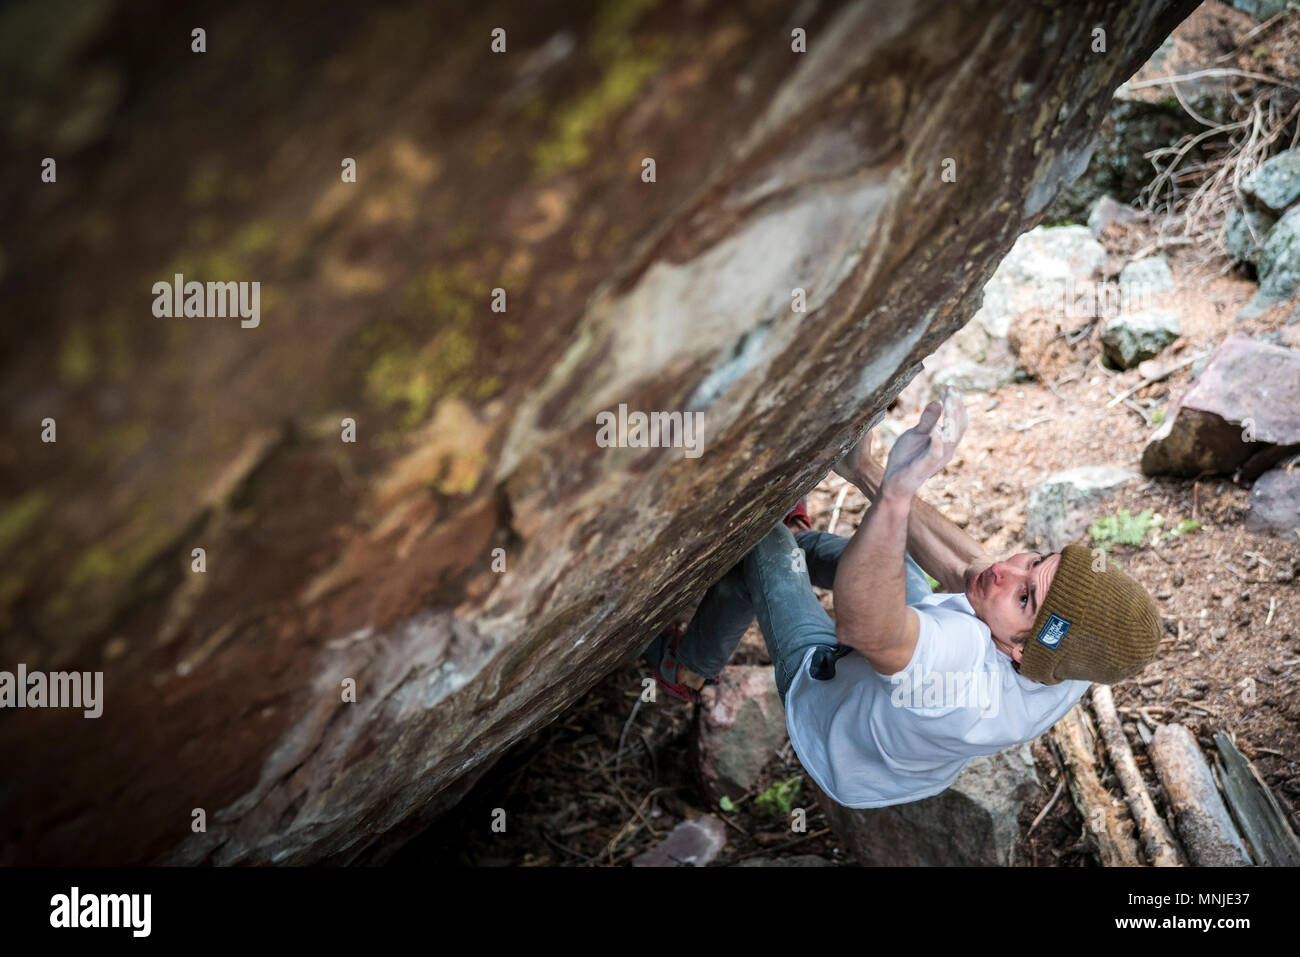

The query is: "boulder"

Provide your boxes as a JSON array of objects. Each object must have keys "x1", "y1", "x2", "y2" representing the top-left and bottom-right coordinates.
[
  {"x1": 1240, "y1": 205, "x2": 1300, "y2": 318},
  {"x1": 1246, "y1": 467, "x2": 1300, "y2": 542},
  {"x1": 631, "y1": 816, "x2": 727, "y2": 867},
  {"x1": 1224, "y1": 206, "x2": 1276, "y2": 266},
  {"x1": 0, "y1": 0, "x2": 1200, "y2": 864},
  {"x1": 813, "y1": 744, "x2": 1041, "y2": 866},
  {"x1": 1142, "y1": 334, "x2": 1300, "y2": 477},
  {"x1": 1243, "y1": 149, "x2": 1300, "y2": 216},
  {"x1": 695, "y1": 665, "x2": 788, "y2": 802},
  {"x1": 1026, "y1": 466, "x2": 1140, "y2": 552},
  {"x1": 1101, "y1": 308, "x2": 1181, "y2": 369}
]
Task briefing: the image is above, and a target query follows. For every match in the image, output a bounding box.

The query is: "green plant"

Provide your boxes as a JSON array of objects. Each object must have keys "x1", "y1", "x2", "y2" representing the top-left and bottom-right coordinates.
[
  {"x1": 718, "y1": 795, "x2": 736, "y2": 813},
  {"x1": 1150, "y1": 408, "x2": 1166, "y2": 426},
  {"x1": 1089, "y1": 509, "x2": 1162, "y2": 550},
  {"x1": 754, "y1": 776, "x2": 803, "y2": 817},
  {"x1": 1162, "y1": 518, "x2": 1201, "y2": 540}
]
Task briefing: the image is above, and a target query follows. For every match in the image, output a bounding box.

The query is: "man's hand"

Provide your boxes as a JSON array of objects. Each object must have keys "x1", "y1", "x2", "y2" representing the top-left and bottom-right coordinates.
[{"x1": 881, "y1": 388, "x2": 966, "y2": 501}]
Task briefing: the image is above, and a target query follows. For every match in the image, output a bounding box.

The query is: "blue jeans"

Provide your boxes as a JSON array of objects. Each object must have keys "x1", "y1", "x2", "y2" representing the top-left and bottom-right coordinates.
[{"x1": 672, "y1": 523, "x2": 933, "y2": 703}]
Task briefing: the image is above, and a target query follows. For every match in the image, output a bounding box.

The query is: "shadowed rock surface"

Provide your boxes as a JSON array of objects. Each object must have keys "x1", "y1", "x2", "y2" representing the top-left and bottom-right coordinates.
[
  {"x1": 0, "y1": 0, "x2": 1196, "y2": 864},
  {"x1": 812, "y1": 745, "x2": 1041, "y2": 866}
]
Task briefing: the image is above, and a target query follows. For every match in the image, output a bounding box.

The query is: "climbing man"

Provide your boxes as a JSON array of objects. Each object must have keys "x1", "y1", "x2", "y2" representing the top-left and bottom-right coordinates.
[{"x1": 642, "y1": 392, "x2": 1162, "y2": 808}]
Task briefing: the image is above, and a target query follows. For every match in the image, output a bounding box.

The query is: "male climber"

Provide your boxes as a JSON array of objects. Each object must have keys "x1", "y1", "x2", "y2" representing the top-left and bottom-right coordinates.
[{"x1": 642, "y1": 392, "x2": 1162, "y2": 808}]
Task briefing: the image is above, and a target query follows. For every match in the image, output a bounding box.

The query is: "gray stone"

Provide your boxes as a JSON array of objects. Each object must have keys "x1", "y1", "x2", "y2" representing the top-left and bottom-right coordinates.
[
  {"x1": 695, "y1": 665, "x2": 788, "y2": 802},
  {"x1": 1231, "y1": 0, "x2": 1289, "y2": 20},
  {"x1": 1143, "y1": 334, "x2": 1300, "y2": 477},
  {"x1": 1246, "y1": 467, "x2": 1300, "y2": 542},
  {"x1": 1243, "y1": 150, "x2": 1300, "y2": 216},
  {"x1": 1102, "y1": 308, "x2": 1181, "y2": 369},
  {"x1": 813, "y1": 743, "x2": 1041, "y2": 866},
  {"x1": 1120, "y1": 255, "x2": 1175, "y2": 296},
  {"x1": 1257, "y1": 205, "x2": 1300, "y2": 305},
  {"x1": 631, "y1": 816, "x2": 728, "y2": 867},
  {"x1": 1225, "y1": 206, "x2": 1276, "y2": 266},
  {"x1": 1087, "y1": 195, "x2": 1141, "y2": 236},
  {"x1": 1026, "y1": 466, "x2": 1140, "y2": 552}
]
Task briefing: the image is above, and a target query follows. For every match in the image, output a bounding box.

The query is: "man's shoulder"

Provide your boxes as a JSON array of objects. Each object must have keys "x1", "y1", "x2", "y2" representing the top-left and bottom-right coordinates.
[{"x1": 910, "y1": 592, "x2": 986, "y2": 636}]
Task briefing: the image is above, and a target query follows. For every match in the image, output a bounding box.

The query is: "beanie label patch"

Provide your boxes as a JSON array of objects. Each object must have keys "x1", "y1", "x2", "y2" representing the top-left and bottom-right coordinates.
[{"x1": 1036, "y1": 614, "x2": 1071, "y2": 649}]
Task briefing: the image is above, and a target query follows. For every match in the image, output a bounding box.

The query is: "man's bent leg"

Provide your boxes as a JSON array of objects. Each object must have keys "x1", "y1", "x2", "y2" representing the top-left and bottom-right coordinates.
[
  {"x1": 795, "y1": 529, "x2": 935, "y2": 603},
  {"x1": 671, "y1": 566, "x2": 756, "y2": 681},
  {"x1": 741, "y1": 523, "x2": 840, "y2": 703}
]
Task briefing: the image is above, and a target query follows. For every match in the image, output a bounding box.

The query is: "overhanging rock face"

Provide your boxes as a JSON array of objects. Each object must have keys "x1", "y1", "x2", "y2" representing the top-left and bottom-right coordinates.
[{"x1": 0, "y1": 0, "x2": 1196, "y2": 864}]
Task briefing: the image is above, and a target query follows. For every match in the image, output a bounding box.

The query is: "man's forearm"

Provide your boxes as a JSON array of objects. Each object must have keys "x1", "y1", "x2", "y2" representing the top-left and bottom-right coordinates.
[{"x1": 843, "y1": 459, "x2": 988, "y2": 593}]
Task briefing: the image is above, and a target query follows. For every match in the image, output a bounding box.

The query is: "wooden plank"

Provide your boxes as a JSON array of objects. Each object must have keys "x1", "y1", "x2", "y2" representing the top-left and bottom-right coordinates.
[{"x1": 1214, "y1": 733, "x2": 1300, "y2": 868}]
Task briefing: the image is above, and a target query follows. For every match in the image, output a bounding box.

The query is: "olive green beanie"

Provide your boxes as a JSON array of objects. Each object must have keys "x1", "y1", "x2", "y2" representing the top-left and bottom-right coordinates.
[{"x1": 1018, "y1": 544, "x2": 1162, "y2": 685}]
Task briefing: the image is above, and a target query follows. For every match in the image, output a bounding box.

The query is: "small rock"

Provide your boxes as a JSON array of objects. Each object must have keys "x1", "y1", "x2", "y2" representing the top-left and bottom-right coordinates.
[
  {"x1": 1025, "y1": 466, "x2": 1139, "y2": 552},
  {"x1": 631, "y1": 816, "x2": 727, "y2": 867},
  {"x1": 1101, "y1": 309, "x2": 1180, "y2": 369},
  {"x1": 1119, "y1": 255, "x2": 1175, "y2": 297},
  {"x1": 1242, "y1": 149, "x2": 1300, "y2": 216},
  {"x1": 1087, "y1": 195, "x2": 1141, "y2": 236},
  {"x1": 1230, "y1": 1, "x2": 1290, "y2": 22},
  {"x1": 1246, "y1": 468, "x2": 1300, "y2": 542}
]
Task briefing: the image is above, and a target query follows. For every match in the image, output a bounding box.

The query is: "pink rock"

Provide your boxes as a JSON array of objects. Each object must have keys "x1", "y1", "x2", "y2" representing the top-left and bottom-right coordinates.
[
  {"x1": 694, "y1": 665, "x2": 788, "y2": 802},
  {"x1": 1142, "y1": 334, "x2": 1300, "y2": 478},
  {"x1": 631, "y1": 816, "x2": 727, "y2": 867}
]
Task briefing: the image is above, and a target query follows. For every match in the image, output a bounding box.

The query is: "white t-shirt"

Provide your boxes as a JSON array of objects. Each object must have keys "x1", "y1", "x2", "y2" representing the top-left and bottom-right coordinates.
[{"x1": 784, "y1": 591, "x2": 1089, "y2": 808}]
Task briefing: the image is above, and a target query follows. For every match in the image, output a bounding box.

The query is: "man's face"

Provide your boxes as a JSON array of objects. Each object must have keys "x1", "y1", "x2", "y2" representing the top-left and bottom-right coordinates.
[{"x1": 964, "y1": 552, "x2": 1061, "y2": 653}]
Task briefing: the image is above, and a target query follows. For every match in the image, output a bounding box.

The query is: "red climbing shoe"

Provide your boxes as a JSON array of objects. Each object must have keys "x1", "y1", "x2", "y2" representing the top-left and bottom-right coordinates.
[
  {"x1": 642, "y1": 623, "x2": 716, "y2": 704},
  {"x1": 783, "y1": 497, "x2": 811, "y2": 533}
]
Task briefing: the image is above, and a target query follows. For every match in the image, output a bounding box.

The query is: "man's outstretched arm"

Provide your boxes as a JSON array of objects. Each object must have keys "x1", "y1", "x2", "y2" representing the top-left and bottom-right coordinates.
[{"x1": 832, "y1": 395, "x2": 967, "y2": 674}]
